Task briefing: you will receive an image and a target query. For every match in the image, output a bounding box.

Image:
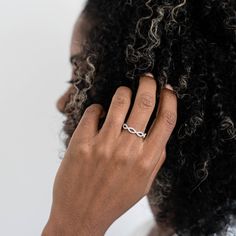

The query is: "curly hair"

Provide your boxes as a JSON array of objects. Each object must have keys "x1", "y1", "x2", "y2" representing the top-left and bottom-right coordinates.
[{"x1": 62, "y1": 0, "x2": 236, "y2": 235}]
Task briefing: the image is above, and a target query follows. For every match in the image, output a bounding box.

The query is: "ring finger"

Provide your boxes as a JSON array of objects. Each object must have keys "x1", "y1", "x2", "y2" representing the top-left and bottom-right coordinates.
[{"x1": 120, "y1": 74, "x2": 157, "y2": 145}]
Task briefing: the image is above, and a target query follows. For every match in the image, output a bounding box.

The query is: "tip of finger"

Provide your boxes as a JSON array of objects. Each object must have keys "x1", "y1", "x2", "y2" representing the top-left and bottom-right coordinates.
[
  {"x1": 139, "y1": 73, "x2": 157, "y2": 88},
  {"x1": 163, "y1": 84, "x2": 177, "y2": 97},
  {"x1": 164, "y1": 84, "x2": 173, "y2": 91},
  {"x1": 139, "y1": 73, "x2": 156, "y2": 82},
  {"x1": 142, "y1": 72, "x2": 154, "y2": 79}
]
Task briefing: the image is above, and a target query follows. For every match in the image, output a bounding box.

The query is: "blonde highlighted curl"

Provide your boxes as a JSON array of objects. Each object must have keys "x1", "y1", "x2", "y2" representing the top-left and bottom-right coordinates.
[{"x1": 62, "y1": 0, "x2": 236, "y2": 235}]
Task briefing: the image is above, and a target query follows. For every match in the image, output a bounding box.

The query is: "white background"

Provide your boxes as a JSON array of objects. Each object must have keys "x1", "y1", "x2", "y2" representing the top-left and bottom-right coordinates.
[{"x1": 0, "y1": 0, "x2": 155, "y2": 235}]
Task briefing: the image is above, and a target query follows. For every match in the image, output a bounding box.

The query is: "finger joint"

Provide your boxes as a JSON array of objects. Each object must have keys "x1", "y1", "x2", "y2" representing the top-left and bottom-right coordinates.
[
  {"x1": 160, "y1": 110, "x2": 177, "y2": 130},
  {"x1": 138, "y1": 92, "x2": 155, "y2": 110}
]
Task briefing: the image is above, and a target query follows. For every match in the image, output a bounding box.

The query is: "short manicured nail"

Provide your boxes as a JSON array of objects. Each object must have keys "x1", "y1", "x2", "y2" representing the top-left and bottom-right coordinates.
[
  {"x1": 164, "y1": 84, "x2": 173, "y2": 91},
  {"x1": 143, "y1": 73, "x2": 154, "y2": 79}
]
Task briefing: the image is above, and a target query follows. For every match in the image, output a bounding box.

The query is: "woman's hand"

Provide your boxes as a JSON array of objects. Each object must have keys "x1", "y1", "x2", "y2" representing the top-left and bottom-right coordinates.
[{"x1": 42, "y1": 74, "x2": 177, "y2": 236}]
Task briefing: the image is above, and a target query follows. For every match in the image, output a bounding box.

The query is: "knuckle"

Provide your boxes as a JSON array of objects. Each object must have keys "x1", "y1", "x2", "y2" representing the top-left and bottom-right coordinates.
[
  {"x1": 77, "y1": 144, "x2": 91, "y2": 157},
  {"x1": 85, "y1": 104, "x2": 103, "y2": 115},
  {"x1": 95, "y1": 145, "x2": 111, "y2": 160},
  {"x1": 113, "y1": 95, "x2": 128, "y2": 108},
  {"x1": 113, "y1": 86, "x2": 131, "y2": 107},
  {"x1": 113, "y1": 90, "x2": 130, "y2": 108},
  {"x1": 138, "y1": 159, "x2": 151, "y2": 172},
  {"x1": 138, "y1": 92, "x2": 155, "y2": 110},
  {"x1": 160, "y1": 110, "x2": 177, "y2": 129}
]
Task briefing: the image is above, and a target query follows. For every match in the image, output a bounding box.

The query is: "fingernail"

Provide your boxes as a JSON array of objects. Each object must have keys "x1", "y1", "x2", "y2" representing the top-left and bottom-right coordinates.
[
  {"x1": 164, "y1": 84, "x2": 173, "y2": 91},
  {"x1": 143, "y1": 73, "x2": 154, "y2": 79}
]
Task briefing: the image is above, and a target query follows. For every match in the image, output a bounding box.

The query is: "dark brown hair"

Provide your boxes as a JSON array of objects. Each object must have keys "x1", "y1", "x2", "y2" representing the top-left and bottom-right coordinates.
[{"x1": 62, "y1": 0, "x2": 236, "y2": 234}]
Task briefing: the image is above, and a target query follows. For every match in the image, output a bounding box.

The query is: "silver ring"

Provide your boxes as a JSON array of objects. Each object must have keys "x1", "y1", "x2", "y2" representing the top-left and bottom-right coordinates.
[{"x1": 122, "y1": 123, "x2": 147, "y2": 139}]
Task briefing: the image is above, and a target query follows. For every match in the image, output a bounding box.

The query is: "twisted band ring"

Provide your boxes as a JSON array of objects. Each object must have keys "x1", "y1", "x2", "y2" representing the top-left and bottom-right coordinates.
[{"x1": 122, "y1": 123, "x2": 147, "y2": 139}]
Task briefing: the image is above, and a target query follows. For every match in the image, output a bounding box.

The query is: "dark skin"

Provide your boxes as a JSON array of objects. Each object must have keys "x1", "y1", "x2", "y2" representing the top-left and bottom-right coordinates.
[{"x1": 45, "y1": 13, "x2": 177, "y2": 236}]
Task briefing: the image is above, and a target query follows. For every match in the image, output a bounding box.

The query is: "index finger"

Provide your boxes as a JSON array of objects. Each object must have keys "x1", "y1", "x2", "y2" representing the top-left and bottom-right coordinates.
[
  {"x1": 144, "y1": 85, "x2": 177, "y2": 156},
  {"x1": 72, "y1": 104, "x2": 105, "y2": 142}
]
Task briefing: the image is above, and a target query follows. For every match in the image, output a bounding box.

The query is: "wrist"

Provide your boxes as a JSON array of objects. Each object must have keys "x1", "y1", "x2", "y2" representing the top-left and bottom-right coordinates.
[
  {"x1": 41, "y1": 215, "x2": 106, "y2": 236},
  {"x1": 42, "y1": 222, "x2": 94, "y2": 236}
]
